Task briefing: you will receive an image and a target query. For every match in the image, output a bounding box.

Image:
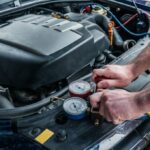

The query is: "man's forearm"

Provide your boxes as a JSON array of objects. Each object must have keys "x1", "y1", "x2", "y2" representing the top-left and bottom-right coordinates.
[
  {"x1": 137, "y1": 88, "x2": 150, "y2": 113},
  {"x1": 127, "y1": 44, "x2": 150, "y2": 78}
]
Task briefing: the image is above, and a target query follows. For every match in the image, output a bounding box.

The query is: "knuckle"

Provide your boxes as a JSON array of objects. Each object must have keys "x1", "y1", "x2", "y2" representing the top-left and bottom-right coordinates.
[
  {"x1": 102, "y1": 93, "x2": 108, "y2": 100},
  {"x1": 101, "y1": 81, "x2": 109, "y2": 88},
  {"x1": 105, "y1": 65, "x2": 111, "y2": 69},
  {"x1": 93, "y1": 69, "x2": 97, "y2": 73},
  {"x1": 105, "y1": 100, "x2": 111, "y2": 107},
  {"x1": 105, "y1": 67, "x2": 110, "y2": 72},
  {"x1": 93, "y1": 70, "x2": 98, "y2": 76}
]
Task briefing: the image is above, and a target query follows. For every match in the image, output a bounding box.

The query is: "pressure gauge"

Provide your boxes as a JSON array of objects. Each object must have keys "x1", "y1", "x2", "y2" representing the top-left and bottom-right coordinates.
[
  {"x1": 63, "y1": 97, "x2": 88, "y2": 120},
  {"x1": 69, "y1": 80, "x2": 92, "y2": 98}
]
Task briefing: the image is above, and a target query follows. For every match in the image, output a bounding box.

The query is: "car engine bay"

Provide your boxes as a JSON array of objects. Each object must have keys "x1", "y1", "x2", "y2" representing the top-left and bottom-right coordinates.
[{"x1": 0, "y1": 0, "x2": 150, "y2": 149}]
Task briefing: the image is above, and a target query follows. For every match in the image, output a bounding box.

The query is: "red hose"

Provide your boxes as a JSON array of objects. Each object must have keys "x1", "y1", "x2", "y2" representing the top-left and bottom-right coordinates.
[{"x1": 115, "y1": 13, "x2": 138, "y2": 30}]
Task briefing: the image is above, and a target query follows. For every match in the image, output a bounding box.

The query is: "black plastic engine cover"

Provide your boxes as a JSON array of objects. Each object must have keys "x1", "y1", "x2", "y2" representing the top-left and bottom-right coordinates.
[{"x1": 0, "y1": 14, "x2": 109, "y2": 89}]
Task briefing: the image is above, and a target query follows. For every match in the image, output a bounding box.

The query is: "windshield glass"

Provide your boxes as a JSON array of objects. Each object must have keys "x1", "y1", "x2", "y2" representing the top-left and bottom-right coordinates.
[
  {"x1": 116, "y1": 0, "x2": 150, "y2": 11},
  {"x1": 135, "y1": 0, "x2": 150, "y2": 6}
]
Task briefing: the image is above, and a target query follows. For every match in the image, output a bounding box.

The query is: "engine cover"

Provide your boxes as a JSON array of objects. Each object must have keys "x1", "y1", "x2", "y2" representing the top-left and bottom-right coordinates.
[{"x1": 0, "y1": 14, "x2": 109, "y2": 89}]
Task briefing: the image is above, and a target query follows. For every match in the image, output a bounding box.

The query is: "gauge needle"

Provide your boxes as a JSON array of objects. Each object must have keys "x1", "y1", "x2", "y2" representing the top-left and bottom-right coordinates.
[
  {"x1": 76, "y1": 85, "x2": 85, "y2": 91},
  {"x1": 73, "y1": 102, "x2": 79, "y2": 112}
]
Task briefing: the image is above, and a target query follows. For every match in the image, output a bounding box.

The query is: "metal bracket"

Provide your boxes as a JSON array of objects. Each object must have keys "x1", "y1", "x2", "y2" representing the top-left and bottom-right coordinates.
[{"x1": 87, "y1": 107, "x2": 103, "y2": 126}]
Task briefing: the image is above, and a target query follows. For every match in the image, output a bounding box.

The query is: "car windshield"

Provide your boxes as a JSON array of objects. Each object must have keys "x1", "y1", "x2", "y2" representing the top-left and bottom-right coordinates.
[
  {"x1": 135, "y1": 0, "x2": 150, "y2": 6},
  {"x1": 21, "y1": 0, "x2": 150, "y2": 9},
  {"x1": 115, "y1": 0, "x2": 150, "y2": 12}
]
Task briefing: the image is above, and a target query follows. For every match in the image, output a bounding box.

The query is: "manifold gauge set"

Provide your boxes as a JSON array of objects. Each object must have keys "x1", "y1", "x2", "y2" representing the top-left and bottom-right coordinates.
[{"x1": 62, "y1": 80, "x2": 100, "y2": 122}]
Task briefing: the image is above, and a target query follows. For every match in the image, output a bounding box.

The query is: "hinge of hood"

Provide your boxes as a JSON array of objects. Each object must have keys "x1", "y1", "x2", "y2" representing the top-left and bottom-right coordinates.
[{"x1": 14, "y1": 0, "x2": 21, "y2": 7}]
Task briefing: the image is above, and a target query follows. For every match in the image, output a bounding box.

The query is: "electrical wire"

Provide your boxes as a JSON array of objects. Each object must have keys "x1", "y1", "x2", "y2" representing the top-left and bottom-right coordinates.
[
  {"x1": 146, "y1": 13, "x2": 150, "y2": 18},
  {"x1": 131, "y1": 0, "x2": 141, "y2": 14},
  {"x1": 91, "y1": 3, "x2": 150, "y2": 36},
  {"x1": 115, "y1": 13, "x2": 138, "y2": 30}
]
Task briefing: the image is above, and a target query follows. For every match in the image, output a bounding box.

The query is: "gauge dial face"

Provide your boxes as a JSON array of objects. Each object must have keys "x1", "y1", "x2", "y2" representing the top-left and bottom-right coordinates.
[
  {"x1": 63, "y1": 97, "x2": 88, "y2": 115},
  {"x1": 69, "y1": 81, "x2": 91, "y2": 95}
]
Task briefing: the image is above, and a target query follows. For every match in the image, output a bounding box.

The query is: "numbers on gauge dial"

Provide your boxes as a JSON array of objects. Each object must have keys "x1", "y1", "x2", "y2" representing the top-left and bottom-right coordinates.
[
  {"x1": 69, "y1": 81, "x2": 91, "y2": 94},
  {"x1": 63, "y1": 97, "x2": 88, "y2": 115}
]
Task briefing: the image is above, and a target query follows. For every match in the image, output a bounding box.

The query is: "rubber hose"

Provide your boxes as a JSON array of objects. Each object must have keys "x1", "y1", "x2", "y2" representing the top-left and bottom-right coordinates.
[{"x1": 87, "y1": 14, "x2": 124, "y2": 47}]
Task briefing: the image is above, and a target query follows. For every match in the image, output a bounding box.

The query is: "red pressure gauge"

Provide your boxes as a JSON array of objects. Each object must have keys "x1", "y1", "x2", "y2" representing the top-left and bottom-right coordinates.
[{"x1": 69, "y1": 80, "x2": 94, "y2": 99}]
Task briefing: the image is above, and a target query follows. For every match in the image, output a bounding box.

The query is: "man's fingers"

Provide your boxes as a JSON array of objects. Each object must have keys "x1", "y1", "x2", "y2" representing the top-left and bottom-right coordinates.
[
  {"x1": 99, "y1": 92, "x2": 108, "y2": 116},
  {"x1": 113, "y1": 119, "x2": 123, "y2": 125},
  {"x1": 90, "y1": 92, "x2": 103, "y2": 108},
  {"x1": 93, "y1": 69, "x2": 106, "y2": 76},
  {"x1": 92, "y1": 69, "x2": 107, "y2": 82},
  {"x1": 97, "y1": 79, "x2": 122, "y2": 89}
]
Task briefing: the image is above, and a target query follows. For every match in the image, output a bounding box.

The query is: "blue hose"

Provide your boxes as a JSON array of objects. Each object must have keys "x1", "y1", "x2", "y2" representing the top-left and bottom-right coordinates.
[{"x1": 92, "y1": 3, "x2": 150, "y2": 37}]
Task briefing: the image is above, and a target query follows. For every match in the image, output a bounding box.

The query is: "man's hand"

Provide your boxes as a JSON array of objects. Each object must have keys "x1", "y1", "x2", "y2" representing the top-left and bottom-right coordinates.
[
  {"x1": 92, "y1": 65, "x2": 136, "y2": 89},
  {"x1": 90, "y1": 89, "x2": 145, "y2": 124}
]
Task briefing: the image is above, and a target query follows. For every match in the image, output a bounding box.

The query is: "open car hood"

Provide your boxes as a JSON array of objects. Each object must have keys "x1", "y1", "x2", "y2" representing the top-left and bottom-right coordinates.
[{"x1": 0, "y1": 0, "x2": 150, "y2": 12}]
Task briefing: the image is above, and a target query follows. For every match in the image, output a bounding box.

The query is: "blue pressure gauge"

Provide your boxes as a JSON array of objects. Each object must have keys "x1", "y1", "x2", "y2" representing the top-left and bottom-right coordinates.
[{"x1": 63, "y1": 97, "x2": 88, "y2": 120}]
